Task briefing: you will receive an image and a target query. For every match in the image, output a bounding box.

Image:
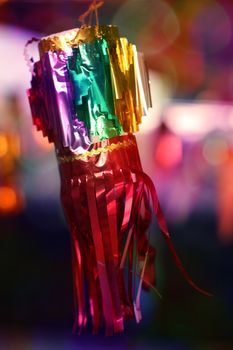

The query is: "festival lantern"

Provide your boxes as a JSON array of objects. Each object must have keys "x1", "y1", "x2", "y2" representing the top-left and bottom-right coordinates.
[{"x1": 26, "y1": 1, "x2": 211, "y2": 335}]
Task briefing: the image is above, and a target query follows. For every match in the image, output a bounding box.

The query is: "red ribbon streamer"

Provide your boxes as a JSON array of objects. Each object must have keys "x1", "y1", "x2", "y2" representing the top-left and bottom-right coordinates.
[{"x1": 58, "y1": 134, "x2": 211, "y2": 335}]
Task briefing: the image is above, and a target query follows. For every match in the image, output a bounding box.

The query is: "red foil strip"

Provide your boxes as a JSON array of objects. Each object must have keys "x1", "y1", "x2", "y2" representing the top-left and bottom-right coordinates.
[{"x1": 58, "y1": 134, "x2": 211, "y2": 335}]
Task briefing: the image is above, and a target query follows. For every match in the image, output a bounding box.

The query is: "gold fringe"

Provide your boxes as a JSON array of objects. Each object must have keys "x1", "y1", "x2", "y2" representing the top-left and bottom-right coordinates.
[{"x1": 57, "y1": 138, "x2": 135, "y2": 163}]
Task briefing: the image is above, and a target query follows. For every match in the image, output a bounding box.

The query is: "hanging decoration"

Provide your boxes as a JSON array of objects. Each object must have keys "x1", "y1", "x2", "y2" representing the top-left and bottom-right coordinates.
[{"x1": 26, "y1": 0, "x2": 211, "y2": 335}]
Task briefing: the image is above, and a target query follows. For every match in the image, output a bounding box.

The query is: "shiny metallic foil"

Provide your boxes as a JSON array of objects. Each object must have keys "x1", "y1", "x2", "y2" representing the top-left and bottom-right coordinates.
[
  {"x1": 39, "y1": 25, "x2": 120, "y2": 56},
  {"x1": 35, "y1": 25, "x2": 151, "y2": 146},
  {"x1": 67, "y1": 38, "x2": 123, "y2": 141},
  {"x1": 27, "y1": 23, "x2": 211, "y2": 336}
]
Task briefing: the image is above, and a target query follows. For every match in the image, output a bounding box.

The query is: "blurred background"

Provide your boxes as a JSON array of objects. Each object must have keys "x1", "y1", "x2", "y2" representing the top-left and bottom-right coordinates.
[{"x1": 0, "y1": 0, "x2": 233, "y2": 349}]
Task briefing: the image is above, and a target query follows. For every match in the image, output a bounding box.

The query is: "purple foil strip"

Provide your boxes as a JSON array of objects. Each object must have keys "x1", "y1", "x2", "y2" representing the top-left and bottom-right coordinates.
[
  {"x1": 41, "y1": 51, "x2": 90, "y2": 153},
  {"x1": 28, "y1": 60, "x2": 54, "y2": 142},
  {"x1": 28, "y1": 51, "x2": 91, "y2": 152}
]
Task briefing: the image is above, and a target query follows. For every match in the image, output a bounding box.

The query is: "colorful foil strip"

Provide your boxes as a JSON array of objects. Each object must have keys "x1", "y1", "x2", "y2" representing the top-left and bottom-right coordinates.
[
  {"x1": 28, "y1": 25, "x2": 151, "y2": 149},
  {"x1": 28, "y1": 50, "x2": 91, "y2": 153},
  {"x1": 67, "y1": 38, "x2": 123, "y2": 140}
]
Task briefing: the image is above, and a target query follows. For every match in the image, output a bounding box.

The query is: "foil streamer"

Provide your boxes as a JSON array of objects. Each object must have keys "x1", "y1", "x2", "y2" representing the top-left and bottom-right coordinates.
[
  {"x1": 27, "y1": 24, "x2": 211, "y2": 336},
  {"x1": 58, "y1": 134, "x2": 156, "y2": 334},
  {"x1": 58, "y1": 134, "x2": 211, "y2": 335},
  {"x1": 28, "y1": 51, "x2": 90, "y2": 153},
  {"x1": 67, "y1": 38, "x2": 123, "y2": 141},
  {"x1": 109, "y1": 37, "x2": 152, "y2": 133}
]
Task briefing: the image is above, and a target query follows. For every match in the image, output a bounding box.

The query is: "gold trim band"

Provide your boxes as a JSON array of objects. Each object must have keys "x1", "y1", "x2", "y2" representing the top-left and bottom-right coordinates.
[{"x1": 57, "y1": 138, "x2": 136, "y2": 163}]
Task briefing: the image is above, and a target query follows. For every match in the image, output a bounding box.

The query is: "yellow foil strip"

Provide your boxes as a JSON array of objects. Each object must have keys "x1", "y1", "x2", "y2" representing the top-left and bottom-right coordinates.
[
  {"x1": 110, "y1": 37, "x2": 139, "y2": 133},
  {"x1": 57, "y1": 138, "x2": 136, "y2": 163}
]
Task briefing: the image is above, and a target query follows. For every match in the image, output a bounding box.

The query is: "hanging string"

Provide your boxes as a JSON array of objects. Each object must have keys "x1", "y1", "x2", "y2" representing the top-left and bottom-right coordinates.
[
  {"x1": 88, "y1": 5, "x2": 94, "y2": 26},
  {"x1": 78, "y1": 0, "x2": 104, "y2": 27},
  {"x1": 94, "y1": 0, "x2": 99, "y2": 27}
]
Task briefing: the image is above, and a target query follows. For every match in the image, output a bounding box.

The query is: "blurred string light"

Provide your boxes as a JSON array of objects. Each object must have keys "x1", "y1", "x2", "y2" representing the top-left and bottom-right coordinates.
[
  {"x1": 0, "y1": 25, "x2": 39, "y2": 93},
  {"x1": 191, "y1": 0, "x2": 231, "y2": 54},
  {"x1": 0, "y1": 186, "x2": 18, "y2": 213},
  {"x1": 156, "y1": 100, "x2": 233, "y2": 230},
  {"x1": 0, "y1": 0, "x2": 94, "y2": 2},
  {"x1": 0, "y1": 131, "x2": 24, "y2": 214},
  {"x1": 155, "y1": 130, "x2": 182, "y2": 169},
  {"x1": 0, "y1": 132, "x2": 20, "y2": 160},
  {"x1": 217, "y1": 150, "x2": 233, "y2": 242},
  {"x1": 164, "y1": 102, "x2": 233, "y2": 141},
  {"x1": 32, "y1": 127, "x2": 53, "y2": 151},
  {"x1": 202, "y1": 137, "x2": 229, "y2": 166},
  {"x1": 113, "y1": 0, "x2": 179, "y2": 55},
  {"x1": 0, "y1": 133, "x2": 8, "y2": 157}
]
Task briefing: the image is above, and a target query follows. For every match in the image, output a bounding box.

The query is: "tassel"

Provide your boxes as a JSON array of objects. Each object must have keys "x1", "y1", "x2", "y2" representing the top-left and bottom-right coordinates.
[{"x1": 57, "y1": 134, "x2": 212, "y2": 335}]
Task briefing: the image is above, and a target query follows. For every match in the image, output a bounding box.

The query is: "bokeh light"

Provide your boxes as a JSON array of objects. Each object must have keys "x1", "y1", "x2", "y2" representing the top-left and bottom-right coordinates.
[
  {"x1": 32, "y1": 127, "x2": 53, "y2": 151},
  {"x1": 0, "y1": 133, "x2": 8, "y2": 157},
  {"x1": 155, "y1": 133, "x2": 182, "y2": 169},
  {"x1": 0, "y1": 186, "x2": 17, "y2": 212},
  {"x1": 0, "y1": 0, "x2": 233, "y2": 348},
  {"x1": 113, "y1": 0, "x2": 179, "y2": 55},
  {"x1": 203, "y1": 137, "x2": 229, "y2": 166}
]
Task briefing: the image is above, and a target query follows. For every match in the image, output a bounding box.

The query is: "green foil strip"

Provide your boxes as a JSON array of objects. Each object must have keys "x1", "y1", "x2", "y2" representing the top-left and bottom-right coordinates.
[{"x1": 67, "y1": 38, "x2": 123, "y2": 141}]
